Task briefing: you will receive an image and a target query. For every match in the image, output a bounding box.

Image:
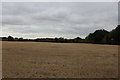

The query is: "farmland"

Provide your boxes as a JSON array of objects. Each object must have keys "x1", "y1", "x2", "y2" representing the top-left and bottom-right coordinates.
[{"x1": 2, "y1": 41, "x2": 118, "y2": 78}]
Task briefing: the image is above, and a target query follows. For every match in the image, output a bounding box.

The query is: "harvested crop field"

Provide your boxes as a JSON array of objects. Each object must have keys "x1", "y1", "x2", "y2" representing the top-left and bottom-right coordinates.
[{"x1": 2, "y1": 41, "x2": 118, "y2": 78}]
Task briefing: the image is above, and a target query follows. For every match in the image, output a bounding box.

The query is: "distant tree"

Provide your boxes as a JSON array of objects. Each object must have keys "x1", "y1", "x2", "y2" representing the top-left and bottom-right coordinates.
[
  {"x1": 2, "y1": 37, "x2": 8, "y2": 41},
  {"x1": 73, "y1": 37, "x2": 82, "y2": 43},
  {"x1": 18, "y1": 37, "x2": 23, "y2": 41},
  {"x1": 1, "y1": 25, "x2": 119, "y2": 45},
  {"x1": 85, "y1": 33, "x2": 94, "y2": 43},
  {"x1": 55, "y1": 38, "x2": 59, "y2": 42},
  {"x1": 58, "y1": 37, "x2": 65, "y2": 43},
  {"x1": 8, "y1": 36, "x2": 14, "y2": 41},
  {"x1": 103, "y1": 25, "x2": 120, "y2": 45},
  {"x1": 75, "y1": 37, "x2": 82, "y2": 40},
  {"x1": 85, "y1": 29, "x2": 109, "y2": 44},
  {"x1": 14, "y1": 37, "x2": 18, "y2": 41}
]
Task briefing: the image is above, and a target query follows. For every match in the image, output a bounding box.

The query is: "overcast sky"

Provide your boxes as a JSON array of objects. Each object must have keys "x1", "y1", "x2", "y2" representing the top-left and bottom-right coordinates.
[{"x1": 2, "y1": 2, "x2": 118, "y2": 39}]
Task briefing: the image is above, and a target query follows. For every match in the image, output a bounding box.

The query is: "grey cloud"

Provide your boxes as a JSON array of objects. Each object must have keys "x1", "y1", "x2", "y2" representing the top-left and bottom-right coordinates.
[{"x1": 2, "y1": 2, "x2": 118, "y2": 38}]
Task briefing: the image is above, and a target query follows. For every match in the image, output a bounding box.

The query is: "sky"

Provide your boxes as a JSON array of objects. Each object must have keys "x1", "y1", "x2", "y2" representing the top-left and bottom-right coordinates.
[{"x1": 2, "y1": 2, "x2": 118, "y2": 39}]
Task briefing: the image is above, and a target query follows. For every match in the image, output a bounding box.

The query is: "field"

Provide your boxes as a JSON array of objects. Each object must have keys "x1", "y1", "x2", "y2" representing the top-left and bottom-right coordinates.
[{"x1": 2, "y1": 41, "x2": 118, "y2": 78}]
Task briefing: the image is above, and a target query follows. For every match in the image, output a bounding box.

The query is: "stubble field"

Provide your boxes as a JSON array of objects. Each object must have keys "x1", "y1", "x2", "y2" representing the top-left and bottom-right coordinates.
[{"x1": 2, "y1": 41, "x2": 118, "y2": 78}]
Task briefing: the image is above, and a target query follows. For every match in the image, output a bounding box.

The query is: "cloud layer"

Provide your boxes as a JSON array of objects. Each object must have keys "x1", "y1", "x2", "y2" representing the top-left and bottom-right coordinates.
[{"x1": 2, "y1": 2, "x2": 118, "y2": 38}]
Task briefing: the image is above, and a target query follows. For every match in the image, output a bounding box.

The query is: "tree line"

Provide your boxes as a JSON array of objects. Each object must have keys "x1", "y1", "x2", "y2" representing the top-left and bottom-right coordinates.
[{"x1": 1, "y1": 25, "x2": 120, "y2": 45}]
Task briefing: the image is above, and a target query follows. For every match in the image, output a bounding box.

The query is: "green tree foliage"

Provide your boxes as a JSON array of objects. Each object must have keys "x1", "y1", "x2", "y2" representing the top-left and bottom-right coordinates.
[
  {"x1": 2, "y1": 37, "x2": 8, "y2": 41},
  {"x1": 8, "y1": 36, "x2": 14, "y2": 41},
  {"x1": 73, "y1": 37, "x2": 82, "y2": 43},
  {"x1": 1, "y1": 25, "x2": 120, "y2": 45},
  {"x1": 18, "y1": 37, "x2": 23, "y2": 41},
  {"x1": 103, "y1": 25, "x2": 120, "y2": 44},
  {"x1": 85, "y1": 29, "x2": 109, "y2": 44}
]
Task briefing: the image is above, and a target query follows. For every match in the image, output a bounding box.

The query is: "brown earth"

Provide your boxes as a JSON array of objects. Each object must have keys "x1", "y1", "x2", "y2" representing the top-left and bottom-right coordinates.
[{"x1": 2, "y1": 41, "x2": 118, "y2": 78}]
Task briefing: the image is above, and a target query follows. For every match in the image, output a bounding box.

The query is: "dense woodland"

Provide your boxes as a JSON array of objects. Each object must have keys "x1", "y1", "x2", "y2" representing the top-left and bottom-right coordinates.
[{"x1": 1, "y1": 25, "x2": 120, "y2": 45}]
